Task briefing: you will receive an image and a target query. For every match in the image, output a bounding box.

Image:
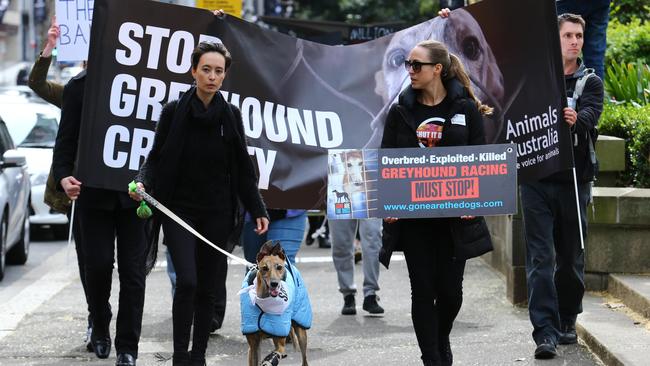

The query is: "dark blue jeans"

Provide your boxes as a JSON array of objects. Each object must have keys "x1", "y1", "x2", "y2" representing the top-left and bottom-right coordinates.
[
  {"x1": 520, "y1": 181, "x2": 589, "y2": 345},
  {"x1": 556, "y1": 0, "x2": 611, "y2": 79},
  {"x1": 242, "y1": 212, "x2": 307, "y2": 266}
]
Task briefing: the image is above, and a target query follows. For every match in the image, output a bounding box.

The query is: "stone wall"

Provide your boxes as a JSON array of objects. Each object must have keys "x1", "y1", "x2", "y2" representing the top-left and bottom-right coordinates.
[{"x1": 483, "y1": 135, "x2": 649, "y2": 303}]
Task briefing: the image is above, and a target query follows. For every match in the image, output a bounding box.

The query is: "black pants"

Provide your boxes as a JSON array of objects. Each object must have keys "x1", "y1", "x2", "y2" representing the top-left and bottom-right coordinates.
[
  {"x1": 520, "y1": 181, "x2": 588, "y2": 344},
  {"x1": 77, "y1": 205, "x2": 147, "y2": 357},
  {"x1": 163, "y1": 211, "x2": 231, "y2": 358},
  {"x1": 69, "y1": 210, "x2": 92, "y2": 327},
  {"x1": 401, "y1": 219, "x2": 466, "y2": 363}
]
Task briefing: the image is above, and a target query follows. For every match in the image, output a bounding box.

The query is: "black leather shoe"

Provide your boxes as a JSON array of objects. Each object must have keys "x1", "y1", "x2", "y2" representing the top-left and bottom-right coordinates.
[
  {"x1": 209, "y1": 317, "x2": 223, "y2": 333},
  {"x1": 172, "y1": 351, "x2": 190, "y2": 366},
  {"x1": 91, "y1": 329, "x2": 111, "y2": 359},
  {"x1": 341, "y1": 294, "x2": 356, "y2": 315},
  {"x1": 534, "y1": 339, "x2": 558, "y2": 359},
  {"x1": 558, "y1": 323, "x2": 578, "y2": 344},
  {"x1": 116, "y1": 353, "x2": 136, "y2": 366},
  {"x1": 362, "y1": 295, "x2": 384, "y2": 314}
]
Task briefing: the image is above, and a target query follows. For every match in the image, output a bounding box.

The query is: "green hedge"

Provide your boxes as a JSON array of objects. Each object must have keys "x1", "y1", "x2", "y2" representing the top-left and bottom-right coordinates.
[
  {"x1": 599, "y1": 103, "x2": 650, "y2": 187},
  {"x1": 606, "y1": 19, "x2": 650, "y2": 68},
  {"x1": 610, "y1": 0, "x2": 650, "y2": 24}
]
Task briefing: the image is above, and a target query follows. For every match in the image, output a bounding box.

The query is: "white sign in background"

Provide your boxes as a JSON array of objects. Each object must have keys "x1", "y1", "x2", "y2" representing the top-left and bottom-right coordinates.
[{"x1": 55, "y1": 0, "x2": 94, "y2": 62}]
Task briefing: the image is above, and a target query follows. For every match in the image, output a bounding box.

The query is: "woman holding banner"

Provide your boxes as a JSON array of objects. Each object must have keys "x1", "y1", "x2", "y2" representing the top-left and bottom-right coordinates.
[
  {"x1": 130, "y1": 41, "x2": 269, "y2": 366},
  {"x1": 379, "y1": 39, "x2": 493, "y2": 366}
]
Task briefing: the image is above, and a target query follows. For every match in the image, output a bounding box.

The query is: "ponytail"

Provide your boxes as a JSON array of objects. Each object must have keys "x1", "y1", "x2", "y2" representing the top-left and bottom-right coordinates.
[
  {"x1": 415, "y1": 40, "x2": 493, "y2": 116},
  {"x1": 446, "y1": 54, "x2": 493, "y2": 116}
]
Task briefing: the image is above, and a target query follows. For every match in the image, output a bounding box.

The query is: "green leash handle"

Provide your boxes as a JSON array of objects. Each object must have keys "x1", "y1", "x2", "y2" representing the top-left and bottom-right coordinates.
[{"x1": 129, "y1": 181, "x2": 152, "y2": 219}]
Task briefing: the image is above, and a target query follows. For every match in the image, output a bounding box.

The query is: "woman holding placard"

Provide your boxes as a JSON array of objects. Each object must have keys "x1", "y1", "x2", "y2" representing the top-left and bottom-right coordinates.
[{"x1": 379, "y1": 38, "x2": 493, "y2": 366}]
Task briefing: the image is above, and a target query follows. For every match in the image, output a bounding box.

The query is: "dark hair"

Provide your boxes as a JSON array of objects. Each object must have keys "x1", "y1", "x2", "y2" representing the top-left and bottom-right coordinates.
[
  {"x1": 558, "y1": 13, "x2": 585, "y2": 32},
  {"x1": 415, "y1": 40, "x2": 493, "y2": 115},
  {"x1": 191, "y1": 41, "x2": 232, "y2": 71}
]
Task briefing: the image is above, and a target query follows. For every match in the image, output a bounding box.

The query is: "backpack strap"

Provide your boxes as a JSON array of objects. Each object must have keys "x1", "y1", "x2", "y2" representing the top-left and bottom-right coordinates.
[
  {"x1": 572, "y1": 68, "x2": 596, "y2": 101},
  {"x1": 571, "y1": 68, "x2": 599, "y2": 181}
]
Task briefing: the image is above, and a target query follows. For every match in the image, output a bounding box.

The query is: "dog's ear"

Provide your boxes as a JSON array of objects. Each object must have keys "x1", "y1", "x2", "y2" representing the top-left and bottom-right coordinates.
[
  {"x1": 256, "y1": 241, "x2": 274, "y2": 263},
  {"x1": 271, "y1": 241, "x2": 286, "y2": 261}
]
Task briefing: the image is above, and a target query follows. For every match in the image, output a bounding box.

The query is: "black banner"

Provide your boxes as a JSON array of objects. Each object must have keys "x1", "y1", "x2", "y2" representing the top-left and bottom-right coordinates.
[{"x1": 79, "y1": 0, "x2": 571, "y2": 209}]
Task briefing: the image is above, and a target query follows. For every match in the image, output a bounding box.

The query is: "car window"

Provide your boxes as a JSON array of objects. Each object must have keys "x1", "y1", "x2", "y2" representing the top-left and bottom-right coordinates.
[
  {"x1": 0, "y1": 101, "x2": 59, "y2": 148},
  {"x1": 0, "y1": 122, "x2": 15, "y2": 156}
]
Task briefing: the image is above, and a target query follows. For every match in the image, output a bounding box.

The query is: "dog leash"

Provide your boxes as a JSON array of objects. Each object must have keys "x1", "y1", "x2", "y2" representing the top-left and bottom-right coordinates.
[{"x1": 128, "y1": 182, "x2": 255, "y2": 267}]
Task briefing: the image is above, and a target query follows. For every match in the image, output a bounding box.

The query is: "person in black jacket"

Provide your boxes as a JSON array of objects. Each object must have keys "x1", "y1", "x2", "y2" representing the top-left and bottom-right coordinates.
[
  {"x1": 53, "y1": 74, "x2": 146, "y2": 365},
  {"x1": 520, "y1": 13, "x2": 604, "y2": 360},
  {"x1": 380, "y1": 40, "x2": 492, "y2": 366},
  {"x1": 131, "y1": 41, "x2": 269, "y2": 366}
]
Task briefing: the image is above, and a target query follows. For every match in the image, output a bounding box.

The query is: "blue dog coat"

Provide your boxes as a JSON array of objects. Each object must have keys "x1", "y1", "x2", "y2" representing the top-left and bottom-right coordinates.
[{"x1": 240, "y1": 263, "x2": 312, "y2": 337}]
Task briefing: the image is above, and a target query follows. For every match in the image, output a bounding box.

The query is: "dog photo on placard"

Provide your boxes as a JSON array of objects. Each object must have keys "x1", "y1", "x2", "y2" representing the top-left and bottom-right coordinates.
[{"x1": 239, "y1": 241, "x2": 312, "y2": 366}]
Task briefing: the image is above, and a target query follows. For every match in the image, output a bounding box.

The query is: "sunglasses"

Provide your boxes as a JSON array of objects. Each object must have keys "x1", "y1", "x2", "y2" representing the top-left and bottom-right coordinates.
[{"x1": 404, "y1": 60, "x2": 437, "y2": 73}]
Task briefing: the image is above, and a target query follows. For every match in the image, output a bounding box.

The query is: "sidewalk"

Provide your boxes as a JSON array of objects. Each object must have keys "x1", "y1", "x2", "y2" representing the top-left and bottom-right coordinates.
[{"x1": 0, "y1": 244, "x2": 602, "y2": 365}]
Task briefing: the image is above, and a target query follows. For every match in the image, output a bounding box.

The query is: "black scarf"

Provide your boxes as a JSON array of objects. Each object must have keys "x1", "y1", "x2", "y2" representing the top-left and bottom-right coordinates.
[
  {"x1": 154, "y1": 87, "x2": 233, "y2": 202},
  {"x1": 190, "y1": 91, "x2": 226, "y2": 128}
]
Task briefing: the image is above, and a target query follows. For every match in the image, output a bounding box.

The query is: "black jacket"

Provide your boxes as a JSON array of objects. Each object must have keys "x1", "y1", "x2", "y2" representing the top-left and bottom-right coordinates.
[
  {"x1": 136, "y1": 87, "x2": 268, "y2": 265},
  {"x1": 378, "y1": 79, "x2": 492, "y2": 268},
  {"x1": 52, "y1": 70, "x2": 137, "y2": 210},
  {"x1": 544, "y1": 59, "x2": 604, "y2": 183}
]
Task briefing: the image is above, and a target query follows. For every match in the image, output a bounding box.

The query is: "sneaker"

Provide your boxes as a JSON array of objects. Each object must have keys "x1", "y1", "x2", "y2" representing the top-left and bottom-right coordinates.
[
  {"x1": 534, "y1": 338, "x2": 558, "y2": 359},
  {"x1": 362, "y1": 295, "x2": 384, "y2": 314},
  {"x1": 341, "y1": 294, "x2": 356, "y2": 315},
  {"x1": 558, "y1": 323, "x2": 577, "y2": 345}
]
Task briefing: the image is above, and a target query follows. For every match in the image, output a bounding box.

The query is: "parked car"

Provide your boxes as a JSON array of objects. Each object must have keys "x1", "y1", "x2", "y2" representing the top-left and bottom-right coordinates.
[
  {"x1": 0, "y1": 118, "x2": 31, "y2": 281},
  {"x1": 0, "y1": 91, "x2": 68, "y2": 239}
]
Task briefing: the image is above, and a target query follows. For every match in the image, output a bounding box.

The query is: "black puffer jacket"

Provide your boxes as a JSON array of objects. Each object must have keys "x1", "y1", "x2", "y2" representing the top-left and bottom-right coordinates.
[{"x1": 378, "y1": 78, "x2": 492, "y2": 268}]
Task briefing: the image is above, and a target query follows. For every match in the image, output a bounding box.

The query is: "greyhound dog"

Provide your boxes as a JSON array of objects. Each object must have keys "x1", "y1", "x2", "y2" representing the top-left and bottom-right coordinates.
[
  {"x1": 243, "y1": 242, "x2": 309, "y2": 366},
  {"x1": 332, "y1": 189, "x2": 350, "y2": 203}
]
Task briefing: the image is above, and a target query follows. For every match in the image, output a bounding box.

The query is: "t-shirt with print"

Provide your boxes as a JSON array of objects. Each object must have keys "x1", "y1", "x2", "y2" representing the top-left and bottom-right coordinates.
[{"x1": 412, "y1": 95, "x2": 453, "y2": 148}]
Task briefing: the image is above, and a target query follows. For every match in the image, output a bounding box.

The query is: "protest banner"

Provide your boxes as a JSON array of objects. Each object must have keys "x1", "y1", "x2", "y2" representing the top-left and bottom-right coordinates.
[{"x1": 80, "y1": 0, "x2": 569, "y2": 209}]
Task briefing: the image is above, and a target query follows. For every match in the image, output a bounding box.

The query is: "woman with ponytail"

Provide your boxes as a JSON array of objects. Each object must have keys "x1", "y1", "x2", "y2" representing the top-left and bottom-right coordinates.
[{"x1": 379, "y1": 40, "x2": 493, "y2": 366}]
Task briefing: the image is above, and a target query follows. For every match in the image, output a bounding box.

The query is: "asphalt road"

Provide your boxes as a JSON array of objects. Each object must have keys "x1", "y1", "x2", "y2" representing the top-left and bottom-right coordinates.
[{"x1": 0, "y1": 239, "x2": 603, "y2": 366}]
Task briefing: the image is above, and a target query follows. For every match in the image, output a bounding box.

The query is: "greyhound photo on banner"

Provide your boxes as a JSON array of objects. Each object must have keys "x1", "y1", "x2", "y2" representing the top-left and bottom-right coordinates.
[{"x1": 79, "y1": 0, "x2": 571, "y2": 210}]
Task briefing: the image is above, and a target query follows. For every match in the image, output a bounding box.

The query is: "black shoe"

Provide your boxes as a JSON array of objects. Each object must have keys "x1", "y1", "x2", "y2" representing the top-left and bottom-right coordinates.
[
  {"x1": 534, "y1": 339, "x2": 558, "y2": 359},
  {"x1": 362, "y1": 295, "x2": 384, "y2": 314},
  {"x1": 210, "y1": 317, "x2": 223, "y2": 333},
  {"x1": 116, "y1": 353, "x2": 136, "y2": 366},
  {"x1": 305, "y1": 236, "x2": 315, "y2": 246},
  {"x1": 91, "y1": 330, "x2": 111, "y2": 359},
  {"x1": 84, "y1": 325, "x2": 93, "y2": 352},
  {"x1": 558, "y1": 323, "x2": 578, "y2": 345},
  {"x1": 341, "y1": 294, "x2": 356, "y2": 315},
  {"x1": 439, "y1": 337, "x2": 453, "y2": 366},
  {"x1": 172, "y1": 351, "x2": 190, "y2": 366},
  {"x1": 190, "y1": 351, "x2": 206, "y2": 366},
  {"x1": 317, "y1": 236, "x2": 331, "y2": 248}
]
